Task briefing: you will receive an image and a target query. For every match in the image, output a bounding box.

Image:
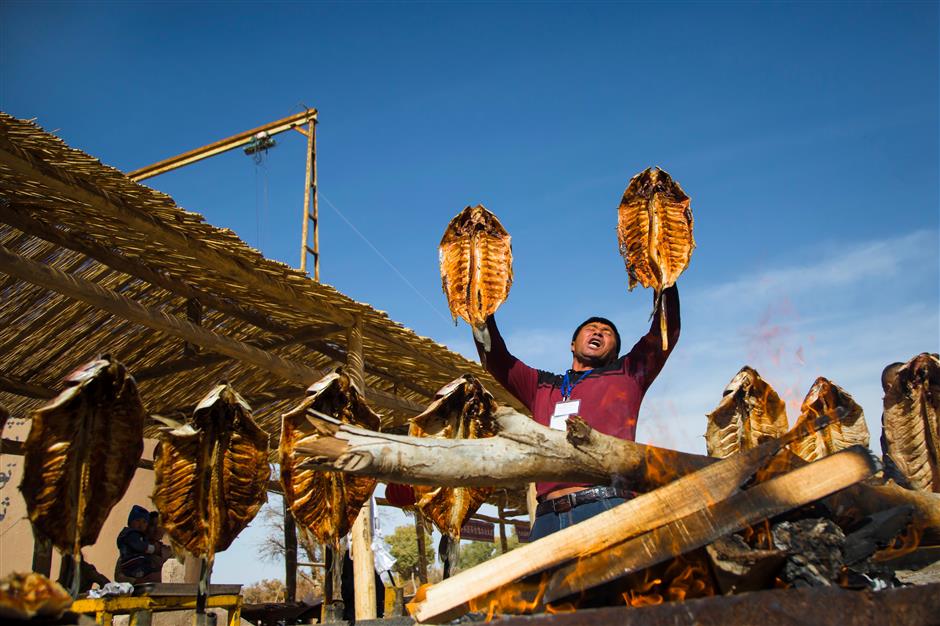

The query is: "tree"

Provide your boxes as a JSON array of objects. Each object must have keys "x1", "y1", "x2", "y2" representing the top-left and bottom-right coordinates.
[
  {"x1": 456, "y1": 541, "x2": 495, "y2": 569},
  {"x1": 385, "y1": 523, "x2": 434, "y2": 580},
  {"x1": 242, "y1": 578, "x2": 286, "y2": 603}
]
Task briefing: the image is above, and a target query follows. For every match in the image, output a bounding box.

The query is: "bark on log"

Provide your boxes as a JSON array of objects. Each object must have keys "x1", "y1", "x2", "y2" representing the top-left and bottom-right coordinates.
[{"x1": 294, "y1": 407, "x2": 712, "y2": 491}]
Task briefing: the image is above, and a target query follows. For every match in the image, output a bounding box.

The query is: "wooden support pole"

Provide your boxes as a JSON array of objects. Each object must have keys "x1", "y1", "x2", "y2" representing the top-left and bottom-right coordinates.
[
  {"x1": 31, "y1": 536, "x2": 53, "y2": 577},
  {"x1": 0, "y1": 243, "x2": 424, "y2": 414},
  {"x1": 415, "y1": 511, "x2": 429, "y2": 585},
  {"x1": 498, "y1": 494, "x2": 509, "y2": 554},
  {"x1": 300, "y1": 118, "x2": 314, "y2": 275},
  {"x1": 311, "y1": 120, "x2": 320, "y2": 282},
  {"x1": 347, "y1": 317, "x2": 377, "y2": 620},
  {"x1": 284, "y1": 498, "x2": 298, "y2": 602}
]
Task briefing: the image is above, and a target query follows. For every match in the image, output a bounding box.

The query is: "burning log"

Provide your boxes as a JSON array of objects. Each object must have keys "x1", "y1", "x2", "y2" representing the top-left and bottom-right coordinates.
[
  {"x1": 536, "y1": 447, "x2": 875, "y2": 605},
  {"x1": 407, "y1": 415, "x2": 838, "y2": 623},
  {"x1": 293, "y1": 404, "x2": 711, "y2": 491}
]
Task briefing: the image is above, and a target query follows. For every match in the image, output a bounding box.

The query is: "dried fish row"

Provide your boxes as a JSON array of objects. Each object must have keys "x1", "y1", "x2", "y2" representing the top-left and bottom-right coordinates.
[
  {"x1": 280, "y1": 369, "x2": 380, "y2": 545},
  {"x1": 790, "y1": 377, "x2": 869, "y2": 462},
  {"x1": 409, "y1": 375, "x2": 500, "y2": 538},
  {"x1": 152, "y1": 384, "x2": 269, "y2": 571},
  {"x1": 706, "y1": 366, "x2": 789, "y2": 458},
  {"x1": 881, "y1": 353, "x2": 940, "y2": 492},
  {"x1": 20, "y1": 357, "x2": 145, "y2": 591}
]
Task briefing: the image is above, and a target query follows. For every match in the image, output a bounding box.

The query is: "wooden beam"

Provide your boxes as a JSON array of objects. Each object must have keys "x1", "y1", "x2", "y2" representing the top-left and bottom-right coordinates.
[
  {"x1": 126, "y1": 110, "x2": 318, "y2": 181},
  {"x1": 0, "y1": 141, "x2": 461, "y2": 376},
  {"x1": 0, "y1": 374, "x2": 56, "y2": 399},
  {"x1": 0, "y1": 244, "x2": 422, "y2": 414},
  {"x1": 348, "y1": 316, "x2": 378, "y2": 620},
  {"x1": 307, "y1": 339, "x2": 436, "y2": 399},
  {"x1": 0, "y1": 141, "x2": 353, "y2": 327},
  {"x1": 133, "y1": 324, "x2": 343, "y2": 382},
  {"x1": 294, "y1": 408, "x2": 712, "y2": 490},
  {"x1": 0, "y1": 206, "x2": 296, "y2": 337}
]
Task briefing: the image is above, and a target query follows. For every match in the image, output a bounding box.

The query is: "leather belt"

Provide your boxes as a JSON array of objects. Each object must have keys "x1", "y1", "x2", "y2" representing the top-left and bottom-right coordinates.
[{"x1": 535, "y1": 486, "x2": 630, "y2": 516}]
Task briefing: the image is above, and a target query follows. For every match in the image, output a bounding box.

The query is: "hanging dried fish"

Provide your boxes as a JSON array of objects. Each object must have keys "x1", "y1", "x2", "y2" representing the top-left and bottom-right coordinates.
[
  {"x1": 153, "y1": 384, "x2": 269, "y2": 604},
  {"x1": 790, "y1": 377, "x2": 869, "y2": 462},
  {"x1": 706, "y1": 366, "x2": 789, "y2": 458},
  {"x1": 439, "y1": 204, "x2": 513, "y2": 328},
  {"x1": 19, "y1": 357, "x2": 144, "y2": 594},
  {"x1": 881, "y1": 353, "x2": 940, "y2": 492},
  {"x1": 409, "y1": 375, "x2": 500, "y2": 538},
  {"x1": 617, "y1": 167, "x2": 694, "y2": 350},
  {"x1": 280, "y1": 369, "x2": 381, "y2": 545}
]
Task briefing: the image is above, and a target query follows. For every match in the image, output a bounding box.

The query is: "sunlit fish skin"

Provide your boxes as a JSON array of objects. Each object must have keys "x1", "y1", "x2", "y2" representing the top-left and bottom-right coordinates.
[
  {"x1": 439, "y1": 204, "x2": 513, "y2": 329},
  {"x1": 20, "y1": 357, "x2": 144, "y2": 579},
  {"x1": 790, "y1": 377, "x2": 869, "y2": 462},
  {"x1": 881, "y1": 353, "x2": 940, "y2": 492},
  {"x1": 409, "y1": 375, "x2": 499, "y2": 539},
  {"x1": 153, "y1": 384, "x2": 269, "y2": 563},
  {"x1": 616, "y1": 167, "x2": 694, "y2": 350},
  {"x1": 705, "y1": 366, "x2": 789, "y2": 458},
  {"x1": 280, "y1": 368, "x2": 380, "y2": 546}
]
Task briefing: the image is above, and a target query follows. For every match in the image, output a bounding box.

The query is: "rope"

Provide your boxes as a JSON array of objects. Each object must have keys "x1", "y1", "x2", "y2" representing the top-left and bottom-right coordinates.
[{"x1": 319, "y1": 191, "x2": 452, "y2": 324}]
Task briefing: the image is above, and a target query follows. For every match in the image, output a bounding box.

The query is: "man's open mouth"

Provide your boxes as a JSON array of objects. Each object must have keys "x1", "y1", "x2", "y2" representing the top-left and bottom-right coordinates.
[{"x1": 588, "y1": 338, "x2": 602, "y2": 348}]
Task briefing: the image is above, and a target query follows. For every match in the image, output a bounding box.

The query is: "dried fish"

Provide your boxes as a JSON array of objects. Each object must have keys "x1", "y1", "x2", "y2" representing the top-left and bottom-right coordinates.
[
  {"x1": 790, "y1": 377, "x2": 869, "y2": 462},
  {"x1": 706, "y1": 366, "x2": 789, "y2": 458},
  {"x1": 439, "y1": 204, "x2": 513, "y2": 328},
  {"x1": 617, "y1": 167, "x2": 694, "y2": 349},
  {"x1": 19, "y1": 358, "x2": 144, "y2": 586},
  {"x1": 409, "y1": 375, "x2": 500, "y2": 538},
  {"x1": 881, "y1": 353, "x2": 940, "y2": 492},
  {"x1": 0, "y1": 572, "x2": 71, "y2": 620},
  {"x1": 280, "y1": 369, "x2": 380, "y2": 545},
  {"x1": 153, "y1": 384, "x2": 269, "y2": 587}
]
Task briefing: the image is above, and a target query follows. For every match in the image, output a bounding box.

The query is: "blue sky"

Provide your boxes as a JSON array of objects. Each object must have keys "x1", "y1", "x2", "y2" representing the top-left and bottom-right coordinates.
[{"x1": 2, "y1": 1, "x2": 937, "y2": 585}]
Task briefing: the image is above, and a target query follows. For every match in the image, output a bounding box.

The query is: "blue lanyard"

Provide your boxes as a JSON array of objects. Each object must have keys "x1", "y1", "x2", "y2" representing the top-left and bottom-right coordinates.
[{"x1": 561, "y1": 369, "x2": 593, "y2": 401}]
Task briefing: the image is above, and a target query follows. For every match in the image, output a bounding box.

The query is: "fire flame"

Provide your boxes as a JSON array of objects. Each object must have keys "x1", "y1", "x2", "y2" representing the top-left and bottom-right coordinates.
[
  {"x1": 873, "y1": 521, "x2": 923, "y2": 562},
  {"x1": 621, "y1": 555, "x2": 716, "y2": 607}
]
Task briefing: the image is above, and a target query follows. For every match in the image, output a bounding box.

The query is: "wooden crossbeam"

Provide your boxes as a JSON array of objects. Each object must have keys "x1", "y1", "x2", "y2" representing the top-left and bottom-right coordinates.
[
  {"x1": 0, "y1": 141, "x2": 461, "y2": 374},
  {"x1": 0, "y1": 243, "x2": 423, "y2": 414},
  {"x1": 293, "y1": 408, "x2": 711, "y2": 490}
]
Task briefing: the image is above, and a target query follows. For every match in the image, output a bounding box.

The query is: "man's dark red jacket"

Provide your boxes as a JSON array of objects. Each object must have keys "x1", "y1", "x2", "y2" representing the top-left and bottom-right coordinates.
[{"x1": 475, "y1": 286, "x2": 680, "y2": 498}]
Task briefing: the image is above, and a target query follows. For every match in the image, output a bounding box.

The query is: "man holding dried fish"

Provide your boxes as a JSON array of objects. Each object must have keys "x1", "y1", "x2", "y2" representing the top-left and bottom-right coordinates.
[
  {"x1": 439, "y1": 168, "x2": 693, "y2": 540},
  {"x1": 472, "y1": 286, "x2": 680, "y2": 540}
]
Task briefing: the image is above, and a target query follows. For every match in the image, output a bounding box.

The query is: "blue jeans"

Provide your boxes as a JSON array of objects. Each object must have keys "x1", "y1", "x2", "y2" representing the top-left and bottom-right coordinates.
[{"x1": 529, "y1": 497, "x2": 626, "y2": 542}]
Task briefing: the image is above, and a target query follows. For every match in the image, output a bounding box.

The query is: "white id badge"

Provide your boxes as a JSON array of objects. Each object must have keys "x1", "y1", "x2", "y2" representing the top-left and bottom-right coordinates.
[{"x1": 549, "y1": 399, "x2": 581, "y2": 430}]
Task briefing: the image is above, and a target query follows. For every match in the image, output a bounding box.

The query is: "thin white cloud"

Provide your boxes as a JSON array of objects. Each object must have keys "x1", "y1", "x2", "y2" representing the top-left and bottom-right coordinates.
[{"x1": 704, "y1": 229, "x2": 937, "y2": 304}]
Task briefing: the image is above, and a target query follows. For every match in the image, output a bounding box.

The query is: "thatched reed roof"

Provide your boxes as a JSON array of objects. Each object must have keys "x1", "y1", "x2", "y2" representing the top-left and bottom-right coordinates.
[{"x1": 0, "y1": 113, "x2": 525, "y2": 445}]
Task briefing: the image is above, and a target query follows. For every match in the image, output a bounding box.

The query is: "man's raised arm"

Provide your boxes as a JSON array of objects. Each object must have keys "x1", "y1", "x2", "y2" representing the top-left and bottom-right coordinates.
[
  {"x1": 473, "y1": 316, "x2": 539, "y2": 411},
  {"x1": 623, "y1": 284, "x2": 681, "y2": 390}
]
